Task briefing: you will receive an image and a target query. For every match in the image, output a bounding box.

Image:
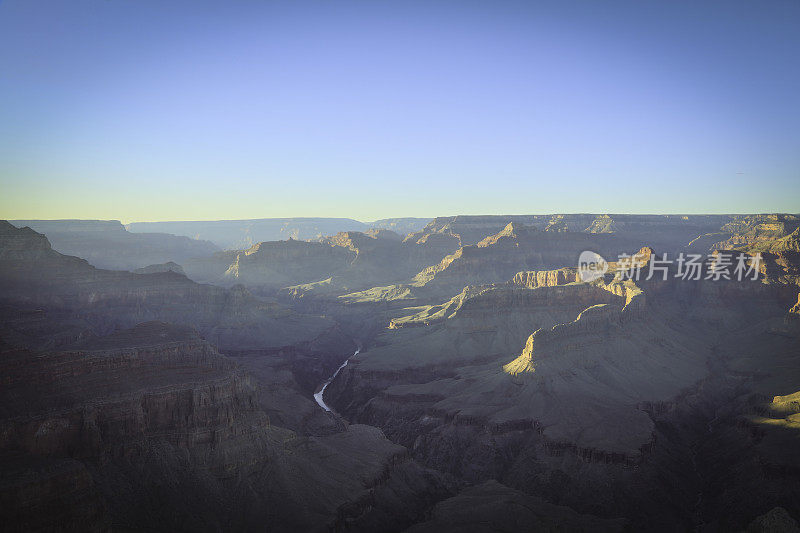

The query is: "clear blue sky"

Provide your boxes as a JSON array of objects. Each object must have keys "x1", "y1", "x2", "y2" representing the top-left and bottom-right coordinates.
[{"x1": 1, "y1": 0, "x2": 798, "y2": 222}]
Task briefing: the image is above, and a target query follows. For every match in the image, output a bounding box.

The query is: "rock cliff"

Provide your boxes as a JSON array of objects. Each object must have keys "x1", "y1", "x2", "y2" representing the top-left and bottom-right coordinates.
[
  {"x1": 186, "y1": 229, "x2": 459, "y2": 296},
  {"x1": 0, "y1": 321, "x2": 459, "y2": 531},
  {"x1": 324, "y1": 248, "x2": 800, "y2": 529}
]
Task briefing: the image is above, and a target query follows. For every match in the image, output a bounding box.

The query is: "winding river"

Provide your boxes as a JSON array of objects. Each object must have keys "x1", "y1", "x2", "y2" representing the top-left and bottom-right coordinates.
[{"x1": 314, "y1": 349, "x2": 359, "y2": 412}]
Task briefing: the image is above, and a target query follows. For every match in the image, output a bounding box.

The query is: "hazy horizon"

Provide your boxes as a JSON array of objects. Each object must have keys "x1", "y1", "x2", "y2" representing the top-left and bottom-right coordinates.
[
  {"x1": 9, "y1": 211, "x2": 800, "y2": 227},
  {"x1": 2, "y1": 0, "x2": 799, "y2": 221}
]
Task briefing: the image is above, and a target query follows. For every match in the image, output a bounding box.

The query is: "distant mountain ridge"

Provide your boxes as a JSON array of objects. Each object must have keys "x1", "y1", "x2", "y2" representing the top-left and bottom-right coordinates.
[
  {"x1": 126, "y1": 217, "x2": 433, "y2": 249},
  {"x1": 10, "y1": 219, "x2": 219, "y2": 271}
]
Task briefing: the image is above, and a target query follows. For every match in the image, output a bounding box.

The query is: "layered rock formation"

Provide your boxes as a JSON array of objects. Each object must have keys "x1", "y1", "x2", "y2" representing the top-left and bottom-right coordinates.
[
  {"x1": 338, "y1": 223, "x2": 637, "y2": 308},
  {"x1": 186, "y1": 229, "x2": 459, "y2": 295},
  {"x1": 324, "y1": 249, "x2": 800, "y2": 529},
  {"x1": 1, "y1": 321, "x2": 269, "y2": 529},
  {"x1": 711, "y1": 214, "x2": 800, "y2": 251},
  {"x1": 221, "y1": 238, "x2": 355, "y2": 288},
  {"x1": 407, "y1": 214, "x2": 737, "y2": 249},
  {"x1": 0, "y1": 321, "x2": 459, "y2": 531},
  {"x1": 408, "y1": 222, "x2": 626, "y2": 294}
]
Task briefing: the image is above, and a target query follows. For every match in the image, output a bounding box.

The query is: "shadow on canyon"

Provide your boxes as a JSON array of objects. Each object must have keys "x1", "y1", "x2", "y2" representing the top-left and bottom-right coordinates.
[{"x1": 1, "y1": 214, "x2": 799, "y2": 532}]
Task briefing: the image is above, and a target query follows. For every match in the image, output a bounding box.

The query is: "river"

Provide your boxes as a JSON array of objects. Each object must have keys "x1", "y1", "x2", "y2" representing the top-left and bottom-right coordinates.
[{"x1": 314, "y1": 349, "x2": 359, "y2": 412}]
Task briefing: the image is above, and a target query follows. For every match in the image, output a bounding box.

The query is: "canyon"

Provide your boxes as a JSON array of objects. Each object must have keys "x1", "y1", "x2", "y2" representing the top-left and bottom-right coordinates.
[{"x1": 1, "y1": 214, "x2": 799, "y2": 532}]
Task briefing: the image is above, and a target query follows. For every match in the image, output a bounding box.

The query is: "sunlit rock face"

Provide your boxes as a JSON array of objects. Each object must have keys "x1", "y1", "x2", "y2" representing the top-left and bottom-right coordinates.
[
  {"x1": 324, "y1": 236, "x2": 800, "y2": 530},
  {"x1": 710, "y1": 214, "x2": 800, "y2": 250}
]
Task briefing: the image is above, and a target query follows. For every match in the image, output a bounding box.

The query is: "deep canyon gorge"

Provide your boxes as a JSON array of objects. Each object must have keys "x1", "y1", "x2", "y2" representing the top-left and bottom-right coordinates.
[{"x1": 1, "y1": 214, "x2": 799, "y2": 532}]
